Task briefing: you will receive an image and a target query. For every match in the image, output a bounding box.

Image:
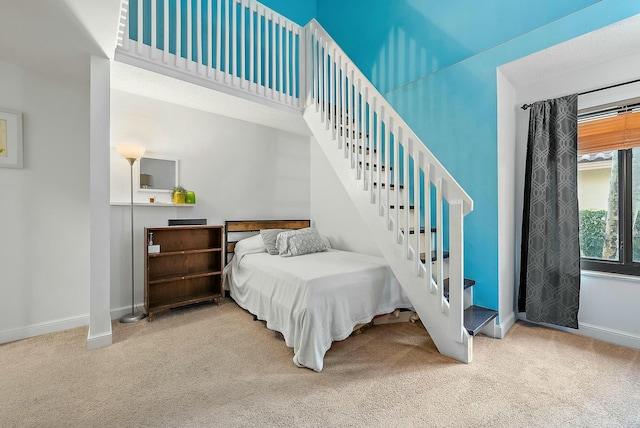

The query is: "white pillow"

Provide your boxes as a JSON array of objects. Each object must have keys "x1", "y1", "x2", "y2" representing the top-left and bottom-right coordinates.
[
  {"x1": 320, "y1": 234, "x2": 332, "y2": 249},
  {"x1": 233, "y1": 234, "x2": 266, "y2": 264},
  {"x1": 260, "y1": 229, "x2": 287, "y2": 255},
  {"x1": 276, "y1": 227, "x2": 328, "y2": 257}
]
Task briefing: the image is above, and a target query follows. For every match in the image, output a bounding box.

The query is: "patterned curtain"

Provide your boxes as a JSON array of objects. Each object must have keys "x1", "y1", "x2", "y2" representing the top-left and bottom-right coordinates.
[{"x1": 518, "y1": 94, "x2": 581, "y2": 329}]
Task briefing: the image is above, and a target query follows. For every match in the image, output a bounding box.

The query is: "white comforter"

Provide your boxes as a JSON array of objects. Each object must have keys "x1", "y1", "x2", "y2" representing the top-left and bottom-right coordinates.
[{"x1": 225, "y1": 244, "x2": 411, "y2": 372}]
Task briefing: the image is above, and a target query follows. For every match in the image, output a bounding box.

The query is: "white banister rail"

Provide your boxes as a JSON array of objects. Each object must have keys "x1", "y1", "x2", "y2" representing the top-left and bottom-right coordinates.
[
  {"x1": 305, "y1": 19, "x2": 473, "y2": 344},
  {"x1": 116, "y1": 0, "x2": 303, "y2": 111}
]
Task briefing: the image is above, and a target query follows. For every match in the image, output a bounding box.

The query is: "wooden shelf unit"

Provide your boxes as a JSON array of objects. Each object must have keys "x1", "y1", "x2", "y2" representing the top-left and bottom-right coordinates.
[{"x1": 144, "y1": 225, "x2": 224, "y2": 320}]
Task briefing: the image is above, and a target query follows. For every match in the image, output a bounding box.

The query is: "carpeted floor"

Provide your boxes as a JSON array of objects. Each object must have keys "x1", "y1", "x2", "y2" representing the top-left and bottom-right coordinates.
[{"x1": 1, "y1": 298, "x2": 639, "y2": 427}]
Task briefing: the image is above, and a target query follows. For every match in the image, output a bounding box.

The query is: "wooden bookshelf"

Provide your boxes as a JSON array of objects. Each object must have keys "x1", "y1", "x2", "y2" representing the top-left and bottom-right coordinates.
[{"x1": 144, "y1": 225, "x2": 223, "y2": 320}]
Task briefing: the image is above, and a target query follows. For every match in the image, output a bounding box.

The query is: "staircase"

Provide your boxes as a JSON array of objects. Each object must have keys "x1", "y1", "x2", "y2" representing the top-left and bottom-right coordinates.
[{"x1": 115, "y1": 0, "x2": 497, "y2": 363}]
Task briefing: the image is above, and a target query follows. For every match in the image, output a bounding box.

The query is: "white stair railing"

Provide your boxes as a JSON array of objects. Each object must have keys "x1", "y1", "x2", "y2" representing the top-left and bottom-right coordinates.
[
  {"x1": 116, "y1": 0, "x2": 304, "y2": 111},
  {"x1": 115, "y1": 2, "x2": 475, "y2": 362},
  {"x1": 303, "y1": 19, "x2": 474, "y2": 360}
]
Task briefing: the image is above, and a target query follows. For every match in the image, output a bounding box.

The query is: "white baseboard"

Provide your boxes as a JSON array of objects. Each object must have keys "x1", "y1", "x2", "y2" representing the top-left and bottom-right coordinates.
[
  {"x1": 87, "y1": 329, "x2": 113, "y2": 350},
  {"x1": 517, "y1": 313, "x2": 640, "y2": 350},
  {"x1": 578, "y1": 322, "x2": 640, "y2": 350},
  {"x1": 0, "y1": 314, "x2": 89, "y2": 345},
  {"x1": 110, "y1": 302, "x2": 146, "y2": 321},
  {"x1": 479, "y1": 310, "x2": 516, "y2": 338}
]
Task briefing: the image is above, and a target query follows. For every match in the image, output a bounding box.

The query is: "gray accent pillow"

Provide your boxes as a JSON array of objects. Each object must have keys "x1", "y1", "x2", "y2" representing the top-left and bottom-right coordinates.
[
  {"x1": 260, "y1": 229, "x2": 287, "y2": 255},
  {"x1": 276, "y1": 227, "x2": 328, "y2": 257}
]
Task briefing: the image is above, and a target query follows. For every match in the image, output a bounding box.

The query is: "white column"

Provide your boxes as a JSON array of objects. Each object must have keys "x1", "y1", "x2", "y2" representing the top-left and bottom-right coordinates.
[{"x1": 88, "y1": 55, "x2": 112, "y2": 350}]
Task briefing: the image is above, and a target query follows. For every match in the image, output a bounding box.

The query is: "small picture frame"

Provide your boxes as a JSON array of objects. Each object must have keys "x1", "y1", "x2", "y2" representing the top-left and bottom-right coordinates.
[{"x1": 0, "y1": 109, "x2": 23, "y2": 168}]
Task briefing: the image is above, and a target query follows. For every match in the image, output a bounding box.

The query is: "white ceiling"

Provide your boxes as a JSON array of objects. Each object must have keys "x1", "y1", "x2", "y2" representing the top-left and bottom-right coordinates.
[
  {"x1": 500, "y1": 13, "x2": 640, "y2": 88},
  {"x1": 0, "y1": 0, "x2": 121, "y2": 79}
]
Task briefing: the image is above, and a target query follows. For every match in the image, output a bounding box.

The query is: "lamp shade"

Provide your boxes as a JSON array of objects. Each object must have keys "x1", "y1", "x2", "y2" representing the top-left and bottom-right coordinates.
[{"x1": 116, "y1": 144, "x2": 146, "y2": 160}]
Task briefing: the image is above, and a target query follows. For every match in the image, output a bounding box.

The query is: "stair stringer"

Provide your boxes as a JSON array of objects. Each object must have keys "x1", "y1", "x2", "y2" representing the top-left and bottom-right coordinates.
[{"x1": 304, "y1": 107, "x2": 472, "y2": 364}]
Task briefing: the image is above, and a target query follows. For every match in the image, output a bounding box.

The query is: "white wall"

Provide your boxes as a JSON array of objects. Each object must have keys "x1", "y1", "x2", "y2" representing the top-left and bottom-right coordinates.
[
  {"x1": 0, "y1": 59, "x2": 91, "y2": 343},
  {"x1": 494, "y1": 69, "x2": 517, "y2": 338},
  {"x1": 109, "y1": 90, "x2": 311, "y2": 315},
  {"x1": 309, "y1": 137, "x2": 382, "y2": 256},
  {"x1": 506, "y1": 50, "x2": 640, "y2": 349}
]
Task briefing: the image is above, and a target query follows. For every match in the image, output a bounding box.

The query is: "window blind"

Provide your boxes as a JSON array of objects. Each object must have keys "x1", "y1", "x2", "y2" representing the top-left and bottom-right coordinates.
[{"x1": 578, "y1": 108, "x2": 640, "y2": 154}]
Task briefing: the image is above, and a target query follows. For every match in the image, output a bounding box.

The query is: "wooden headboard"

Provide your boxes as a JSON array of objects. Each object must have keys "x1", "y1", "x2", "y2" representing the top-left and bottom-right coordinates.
[{"x1": 225, "y1": 219, "x2": 311, "y2": 260}]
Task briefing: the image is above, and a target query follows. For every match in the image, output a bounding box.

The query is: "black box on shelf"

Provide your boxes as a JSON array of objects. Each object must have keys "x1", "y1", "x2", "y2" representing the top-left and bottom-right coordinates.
[{"x1": 168, "y1": 219, "x2": 207, "y2": 226}]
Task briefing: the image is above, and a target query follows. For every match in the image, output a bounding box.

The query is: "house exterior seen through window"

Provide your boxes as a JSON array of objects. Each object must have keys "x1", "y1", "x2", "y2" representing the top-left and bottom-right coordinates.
[{"x1": 577, "y1": 104, "x2": 640, "y2": 275}]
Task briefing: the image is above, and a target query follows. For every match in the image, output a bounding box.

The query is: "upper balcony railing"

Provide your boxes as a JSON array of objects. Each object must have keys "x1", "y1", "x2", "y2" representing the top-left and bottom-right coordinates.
[{"x1": 117, "y1": 0, "x2": 304, "y2": 111}]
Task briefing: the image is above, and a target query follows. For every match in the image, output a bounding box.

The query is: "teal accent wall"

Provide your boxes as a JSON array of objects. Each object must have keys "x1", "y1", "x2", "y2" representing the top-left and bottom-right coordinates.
[
  {"x1": 259, "y1": 0, "x2": 316, "y2": 26},
  {"x1": 316, "y1": 0, "x2": 640, "y2": 310}
]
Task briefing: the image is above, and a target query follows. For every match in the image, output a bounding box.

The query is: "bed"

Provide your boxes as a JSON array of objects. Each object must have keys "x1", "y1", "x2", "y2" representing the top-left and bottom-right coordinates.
[{"x1": 223, "y1": 220, "x2": 412, "y2": 372}]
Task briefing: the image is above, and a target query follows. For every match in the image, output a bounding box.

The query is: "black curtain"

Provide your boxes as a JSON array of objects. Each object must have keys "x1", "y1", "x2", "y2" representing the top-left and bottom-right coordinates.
[{"x1": 519, "y1": 94, "x2": 581, "y2": 329}]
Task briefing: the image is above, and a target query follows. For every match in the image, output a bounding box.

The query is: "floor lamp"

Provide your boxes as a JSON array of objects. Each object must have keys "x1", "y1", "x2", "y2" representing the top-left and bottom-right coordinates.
[{"x1": 116, "y1": 144, "x2": 147, "y2": 323}]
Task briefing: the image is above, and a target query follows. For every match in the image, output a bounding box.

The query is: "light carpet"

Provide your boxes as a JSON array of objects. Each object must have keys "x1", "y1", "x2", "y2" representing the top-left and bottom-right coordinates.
[{"x1": 1, "y1": 298, "x2": 639, "y2": 427}]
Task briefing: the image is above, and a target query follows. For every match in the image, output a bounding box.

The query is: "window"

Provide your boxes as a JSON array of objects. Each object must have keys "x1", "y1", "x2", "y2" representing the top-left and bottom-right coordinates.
[{"x1": 578, "y1": 103, "x2": 640, "y2": 275}]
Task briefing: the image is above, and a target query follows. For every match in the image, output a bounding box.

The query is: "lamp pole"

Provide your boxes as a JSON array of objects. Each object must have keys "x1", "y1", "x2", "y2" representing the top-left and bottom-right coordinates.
[{"x1": 117, "y1": 144, "x2": 146, "y2": 323}]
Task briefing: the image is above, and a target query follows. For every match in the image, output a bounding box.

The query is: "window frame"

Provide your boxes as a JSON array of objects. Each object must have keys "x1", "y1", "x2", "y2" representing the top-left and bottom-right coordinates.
[{"x1": 580, "y1": 147, "x2": 640, "y2": 275}]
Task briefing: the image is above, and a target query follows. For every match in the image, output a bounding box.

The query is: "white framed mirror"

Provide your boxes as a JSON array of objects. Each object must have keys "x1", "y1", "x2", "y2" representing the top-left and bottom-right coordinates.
[{"x1": 135, "y1": 155, "x2": 179, "y2": 192}]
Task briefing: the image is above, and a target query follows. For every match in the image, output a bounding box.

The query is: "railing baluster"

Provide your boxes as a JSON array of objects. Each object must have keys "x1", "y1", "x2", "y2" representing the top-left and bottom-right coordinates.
[
  {"x1": 393, "y1": 126, "x2": 400, "y2": 239},
  {"x1": 136, "y1": 0, "x2": 143, "y2": 55},
  {"x1": 315, "y1": 30, "x2": 320, "y2": 111},
  {"x1": 206, "y1": 0, "x2": 213, "y2": 76},
  {"x1": 216, "y1": 0, "x2": 222, "y2": 79},
  {"x1": 186, "y1": 0, "x2": 192, "y2": 71},
  {"x1": 340, "y1": 57, "x2": 346, "y2": 154},
  {"x1": 349, "y1": 69, "x2": 355, "y2": 168},
  {"x1": 368, "y1": 89, "x2": 374, "y2": 197},
  {"x1": 436, "y1": 177, "x2": 444, "y2": 309},
  {"x1": 404, "y1": 135, "x2": 411, "y2": 258},
  {"x1": 248, "y1": 1, "x2": 254, "y2": 88},
  {"x1": 295, "y1": 26, "x2": 299, "y2": 104},
  {"x1": 285, "y1": 22, "x2": 290, "y2": 102},
  {"x1": 150, "y1": 0, "x2": 157, "y2": 59},
  {"x1": 323, "y1": 41, "x2": 328, "y2": 127},
  {"x1": 231, "y1": 0, "x2": 237, "y2": 81},
  {"x1": 351, "y1": 79, "x2": 360, "y2": 176},
  {"x1": 385, "y1": 116, "x2": 393, "y2": 229},
  {"x1": 196, "y1": 0, "x2": 203, "y2": 73},
  {"x1": 270, "y1": 14, "x2": 275, "y2": 98},
  {"x1": 278, "y1": 17, "x2": 283, "y2": 101},
  {"x1": 331, "y1": 49, "x2": 337, "y2": 142},
  {"x1": 413, "y1": 147, "x2": 421, "y2": 274},
  {"x1": 424, "y1": 163, "x2": 434, "y2": 291},
  {"x1": 257, "y1": 4, "x2": 263, "y2": 93},
  {"x1": 175, "y1": 0, "x2": 181, "y2": 66},
  {"x1": 376, "y1": 103, "x2": 383, "y2": 214},
  {"x1": 240, "y1": 0, "x2": 245, "y2": 87},
  {"x1": 224, "y1": 0, "x2": 229, "y2": 82}
]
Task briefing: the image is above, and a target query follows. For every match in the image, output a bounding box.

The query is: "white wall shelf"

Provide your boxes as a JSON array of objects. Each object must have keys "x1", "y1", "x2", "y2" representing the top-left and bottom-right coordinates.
[{"x1": 110, "y1": 202, "x2": 195, "y2": 207}]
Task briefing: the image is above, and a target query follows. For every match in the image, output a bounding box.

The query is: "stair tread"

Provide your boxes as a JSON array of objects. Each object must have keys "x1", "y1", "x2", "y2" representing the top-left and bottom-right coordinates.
[
  {"x1": 464, "y1": 305, "x2": 498, "y2": 336},
  {"x1": 442, "y1": 278, "x2": 476, "y2": 299},
  {"x1": 420, "y1": 251, "x2": 450, "y2": 262}
]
